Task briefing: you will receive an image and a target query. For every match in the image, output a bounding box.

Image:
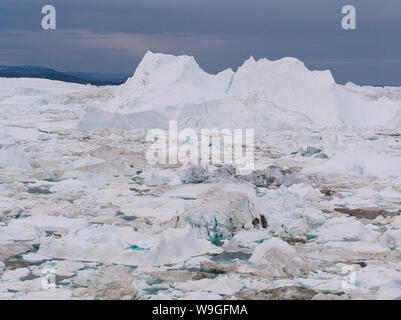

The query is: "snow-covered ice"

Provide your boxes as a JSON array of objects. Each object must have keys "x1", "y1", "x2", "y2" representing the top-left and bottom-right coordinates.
[{"x1": 1, "y1": 52, "x2": 401, "y2": 300}]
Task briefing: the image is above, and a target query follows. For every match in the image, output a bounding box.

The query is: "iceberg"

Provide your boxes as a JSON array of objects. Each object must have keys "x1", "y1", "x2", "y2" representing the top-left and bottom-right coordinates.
[{"x1": 1, "y1": 51, "x2": 401, "y2": 300}]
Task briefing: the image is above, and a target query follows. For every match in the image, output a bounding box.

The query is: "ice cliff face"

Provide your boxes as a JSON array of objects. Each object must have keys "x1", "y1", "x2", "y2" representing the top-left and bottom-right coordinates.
[{"x1": 87, "y1": 51, "x2": 401, "y2": 132}]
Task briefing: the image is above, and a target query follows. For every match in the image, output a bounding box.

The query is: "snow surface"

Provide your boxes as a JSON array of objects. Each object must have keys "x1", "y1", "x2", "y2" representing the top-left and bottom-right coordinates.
[{"x1": 0, "y1": 52, "x2": 401, "y2": 300}]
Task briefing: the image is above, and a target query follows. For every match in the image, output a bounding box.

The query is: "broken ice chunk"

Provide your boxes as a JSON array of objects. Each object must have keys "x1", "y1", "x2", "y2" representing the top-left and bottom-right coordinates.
[{"x1": 249, "y1": 237, "x2": 310, "y2": 278}]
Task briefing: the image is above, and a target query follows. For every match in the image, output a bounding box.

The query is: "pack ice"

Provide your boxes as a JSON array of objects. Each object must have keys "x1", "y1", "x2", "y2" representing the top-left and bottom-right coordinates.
[{"x1": 1, "y1": 52, "x2": 401, "y2": 300}]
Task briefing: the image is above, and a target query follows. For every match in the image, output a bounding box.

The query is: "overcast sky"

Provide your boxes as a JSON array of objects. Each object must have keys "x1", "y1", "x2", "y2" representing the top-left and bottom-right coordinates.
[{"x1": 0, "y1": 0, "x2": 400, "y2": 85}]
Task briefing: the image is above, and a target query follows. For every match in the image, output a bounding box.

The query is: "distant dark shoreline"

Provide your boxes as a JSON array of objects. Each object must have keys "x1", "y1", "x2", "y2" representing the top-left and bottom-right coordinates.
[{"x1": 0, "y1": 66, "x2": 130, "y2": 86}]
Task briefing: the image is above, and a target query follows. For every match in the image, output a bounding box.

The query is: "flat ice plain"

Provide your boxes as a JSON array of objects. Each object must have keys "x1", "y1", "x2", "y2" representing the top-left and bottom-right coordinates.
[{"x1": 1, "y1": 52, "x2": 401, "y2": 300}]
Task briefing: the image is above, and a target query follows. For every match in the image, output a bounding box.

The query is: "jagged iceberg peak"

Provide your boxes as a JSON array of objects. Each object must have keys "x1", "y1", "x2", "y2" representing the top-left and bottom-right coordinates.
[
  {"x1": 236, "y1": 54, "x2": 329, "y2": 74},
  {"x1": 239, "y1": 55, "x2": 306, "y2": 68},
  {"x1": 124, "y1": 52, "x2": 336, "y2": 93},
  {"x1": 233, "y1": 55, "x2": 335, "y2": 88},
  {"x1": 124, "y1": 51, "x2": 234, "y2": 89},
  {"x1": 136, "y1": 51, "x2": 202, "y2": 78},
  {"x1": 108, "y1": 52, "x2": 234, "y2": 113},
  {"x1": 105, "y1": 52, "x2": 400, "y2": 128}
]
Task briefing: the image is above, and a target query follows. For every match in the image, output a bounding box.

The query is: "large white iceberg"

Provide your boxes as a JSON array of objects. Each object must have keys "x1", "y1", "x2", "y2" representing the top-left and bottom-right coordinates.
[{"x1": 79, "y1": 51, "x2": 401, "y2": 132}]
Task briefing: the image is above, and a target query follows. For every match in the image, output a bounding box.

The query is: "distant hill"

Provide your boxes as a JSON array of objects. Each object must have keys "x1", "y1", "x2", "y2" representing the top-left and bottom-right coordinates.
[{"x1": 0, "y1": 66, "x2": 130, "y2": 86}]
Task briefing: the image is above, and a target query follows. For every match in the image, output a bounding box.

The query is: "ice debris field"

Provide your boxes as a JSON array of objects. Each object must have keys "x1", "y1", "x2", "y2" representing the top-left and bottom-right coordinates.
[{"x1": 1, "y1": 52, "x2": 401, "y2": 300}]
